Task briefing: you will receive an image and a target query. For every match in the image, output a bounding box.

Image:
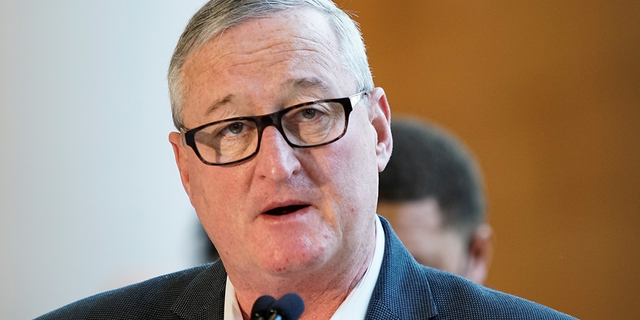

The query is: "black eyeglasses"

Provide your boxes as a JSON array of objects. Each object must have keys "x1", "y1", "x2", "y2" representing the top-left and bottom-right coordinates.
[{"x1": 181, "y1": 92, "x2": 366, "y2": 166}]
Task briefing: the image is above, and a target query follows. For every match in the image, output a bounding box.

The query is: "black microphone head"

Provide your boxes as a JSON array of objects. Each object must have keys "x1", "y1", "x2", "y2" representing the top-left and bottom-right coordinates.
[
  {"x1": 270, "y1": 293, "x2": 305, "y2": 320},
  {"x1": 251, "y1": 295, "x2": 276, "y2": 319}
]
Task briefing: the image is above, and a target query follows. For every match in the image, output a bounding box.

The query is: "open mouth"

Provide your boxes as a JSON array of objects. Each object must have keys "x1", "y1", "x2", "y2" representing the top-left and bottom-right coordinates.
[{"x1": 264, "y1": 205, "x2": 309, "y2": 216}]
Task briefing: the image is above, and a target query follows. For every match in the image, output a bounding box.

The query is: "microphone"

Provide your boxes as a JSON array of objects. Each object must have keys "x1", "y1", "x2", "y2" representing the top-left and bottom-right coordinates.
[
  {"x1": 251, "y1": 295, "x2": 276, "y2": 320},
  {"x1": 250, "y1": 293, "x2": 305, "y2": 320},
  {"x1": 269, "y1": 293, "x2": 305, "y2": 320}
]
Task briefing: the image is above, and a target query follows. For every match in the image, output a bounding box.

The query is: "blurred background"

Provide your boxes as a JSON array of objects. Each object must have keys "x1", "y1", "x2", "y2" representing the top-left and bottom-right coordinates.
[
  {"x1": 341, "y1": 0, "x2": 639, "y2": 319},
  {"x1": 1, "y1": 0, "x2": 638, "y2": 319},
  {"x1": 0, "y1": 1, "x2": 208, "y2": 319}
]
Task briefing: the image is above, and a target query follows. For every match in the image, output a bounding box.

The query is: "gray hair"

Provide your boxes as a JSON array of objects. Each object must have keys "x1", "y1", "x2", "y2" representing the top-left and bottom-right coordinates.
[{"x1": 168, "y1": 0, "x2": 374, "y2": 130}]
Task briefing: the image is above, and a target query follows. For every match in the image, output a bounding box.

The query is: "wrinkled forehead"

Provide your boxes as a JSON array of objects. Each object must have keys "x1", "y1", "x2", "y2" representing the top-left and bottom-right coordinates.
[
  {"x1": 183, "y1": 7, "x2": 341, "y2": 73},
  {"x1": 179, "y1": 7, "x2": 354, "y2": 124}
]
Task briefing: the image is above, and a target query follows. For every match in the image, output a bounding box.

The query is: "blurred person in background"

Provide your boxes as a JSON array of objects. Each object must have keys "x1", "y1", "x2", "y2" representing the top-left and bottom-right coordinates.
[{"x1": 377, "y1": 118, "x2": 493, "y2": 285}]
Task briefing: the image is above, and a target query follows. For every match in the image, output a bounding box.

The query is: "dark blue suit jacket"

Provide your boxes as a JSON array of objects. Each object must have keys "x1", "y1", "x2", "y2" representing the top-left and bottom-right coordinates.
[{"x1": 37, "y1": 217, "x2": 576, "y2": 319}]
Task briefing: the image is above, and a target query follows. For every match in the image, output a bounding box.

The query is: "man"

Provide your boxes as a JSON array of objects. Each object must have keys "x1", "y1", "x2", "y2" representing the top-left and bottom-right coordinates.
[
  {"x1": 377, "y1": 118, "x2": 493, "y2": 285},
  {"x1": 37, "y1": 1, "x2": 575, "y2": 319}
]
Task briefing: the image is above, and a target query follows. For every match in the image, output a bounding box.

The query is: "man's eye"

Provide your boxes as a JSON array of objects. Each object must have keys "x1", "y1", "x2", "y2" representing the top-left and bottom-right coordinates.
[
  {"x1": 301, "y1": 109, "x2": 318, "y2": 120},
  {"x1": 222, "y1": 122, "x2": 246, "y2": 135},
  {"x1": 295, "y1": 107, "x2": 326, "y2": 121}
]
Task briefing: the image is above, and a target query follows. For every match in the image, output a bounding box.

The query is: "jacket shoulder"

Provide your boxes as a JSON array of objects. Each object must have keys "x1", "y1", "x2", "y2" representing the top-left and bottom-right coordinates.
[
  {"x1": 371, "y1": 217, "x2": 577, "y2": 320},
  {"x1": 424, "y1": 268, "x2": 576, "y2": 320},
  {"x1": 35, "y1": 264, "x2": 219, "y2": 320}
]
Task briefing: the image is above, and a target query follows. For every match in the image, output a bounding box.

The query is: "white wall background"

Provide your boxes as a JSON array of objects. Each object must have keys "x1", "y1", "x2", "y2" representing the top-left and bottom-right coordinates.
[{"x1": 0, "y1": 1, "x2": 209, "y2": 318}]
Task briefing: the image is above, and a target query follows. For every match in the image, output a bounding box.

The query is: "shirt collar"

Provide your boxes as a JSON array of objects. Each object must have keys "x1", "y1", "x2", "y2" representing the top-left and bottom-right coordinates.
[{"x1": 224, "y1": 215, "x2": 386, "y2": 320}]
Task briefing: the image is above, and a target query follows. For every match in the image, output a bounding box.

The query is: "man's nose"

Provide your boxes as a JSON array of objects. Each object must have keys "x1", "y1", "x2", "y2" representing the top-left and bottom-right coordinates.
[{"x1": 254, "y1": 126, "x2": 301, "y2": 181}]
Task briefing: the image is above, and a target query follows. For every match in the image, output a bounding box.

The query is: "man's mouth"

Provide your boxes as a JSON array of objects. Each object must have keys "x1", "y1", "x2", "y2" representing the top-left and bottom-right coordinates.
[{"x1": 264, "y1": 205, "x2": 309, "y2": 216}]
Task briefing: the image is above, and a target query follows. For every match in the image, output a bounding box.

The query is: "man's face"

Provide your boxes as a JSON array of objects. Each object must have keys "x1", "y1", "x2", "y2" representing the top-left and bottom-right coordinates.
[
  {"x1": 169, "y1": 8, "x2": 391, "y2": 279},
  {"x1": 377, "y1": 198, "x2": 468, "y2": 275}
]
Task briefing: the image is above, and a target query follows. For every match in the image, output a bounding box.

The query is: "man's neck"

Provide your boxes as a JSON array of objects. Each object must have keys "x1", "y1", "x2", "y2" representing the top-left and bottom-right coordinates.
[{"x1": 228, "y1": 225, "x2": 377, "y2": 320}]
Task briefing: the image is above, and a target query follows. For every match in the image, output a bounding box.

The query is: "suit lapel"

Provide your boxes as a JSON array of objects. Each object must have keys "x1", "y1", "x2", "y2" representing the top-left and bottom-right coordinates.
[
  {"x1": 365, "y1": 217, "x2": 438, "y2": 320},
  {"x1": 171, "y1": 261, "x2": 227, "y2": 320}
]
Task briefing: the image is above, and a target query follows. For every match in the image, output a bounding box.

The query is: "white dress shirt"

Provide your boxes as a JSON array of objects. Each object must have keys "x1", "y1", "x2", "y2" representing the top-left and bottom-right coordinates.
[{"x1": 224, "y1": 215, "x2": 386, "y2": 320}]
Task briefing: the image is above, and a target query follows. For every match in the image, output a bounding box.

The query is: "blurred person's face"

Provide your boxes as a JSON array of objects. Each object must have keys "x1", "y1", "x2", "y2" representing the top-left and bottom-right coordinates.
[
  {"x1": 169, "y1": 8, "x2": 391, "y2": 281},
  {"x1": 377, "y1": 198, "x2": 491, "y2": 285}
]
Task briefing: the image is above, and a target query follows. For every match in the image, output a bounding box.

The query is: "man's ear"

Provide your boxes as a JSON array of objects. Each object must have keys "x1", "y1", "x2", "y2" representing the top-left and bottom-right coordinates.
[
  {"x1": 464, "y1": 223, "x2": 493, "y2": 285},
  {"x1": 366, "y1": 87, "x2": 392, "y2": 172},
  {"x1": 168, "y1": 132, "x2": 192, "y2": 197}
]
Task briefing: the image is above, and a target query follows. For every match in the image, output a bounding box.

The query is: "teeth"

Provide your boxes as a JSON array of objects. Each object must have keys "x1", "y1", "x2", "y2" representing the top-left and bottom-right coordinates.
[{"x1": 265, "y1": 205, "x2": 308, "y2": 216}]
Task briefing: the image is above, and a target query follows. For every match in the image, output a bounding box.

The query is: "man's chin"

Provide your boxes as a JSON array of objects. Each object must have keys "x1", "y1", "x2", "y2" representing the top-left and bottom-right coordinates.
[{"x1": 257, "y1": 246, "x2": 330, "y2": 276}]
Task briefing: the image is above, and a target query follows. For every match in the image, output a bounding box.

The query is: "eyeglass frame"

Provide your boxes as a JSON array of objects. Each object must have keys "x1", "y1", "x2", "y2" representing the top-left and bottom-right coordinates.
[{"x1": 180, "y1": 91, "x2": 368, "y2": 166}]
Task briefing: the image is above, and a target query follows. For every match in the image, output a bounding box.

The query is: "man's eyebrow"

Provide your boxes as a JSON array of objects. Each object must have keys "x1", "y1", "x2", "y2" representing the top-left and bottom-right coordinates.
[
  {"x1": 205, "y1": 94, "x2": 235, "y2": 117},
  {"x1": 204, "y1": 78, "x2": 329, "y2": 116},
  {"x1": 287, "y1": 77, "x2": 331, "y2": 94}
]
